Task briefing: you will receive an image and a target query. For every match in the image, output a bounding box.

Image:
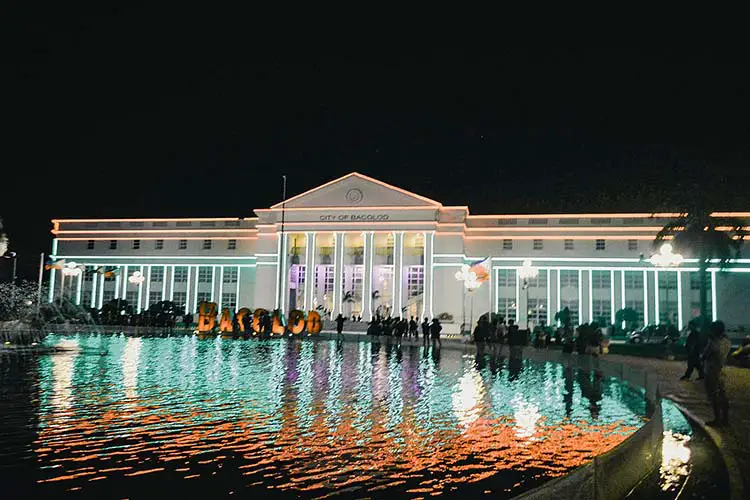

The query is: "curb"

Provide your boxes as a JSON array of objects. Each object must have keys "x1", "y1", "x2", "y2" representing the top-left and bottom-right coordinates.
[{"x1": 666, "y1": 398, "x2": 744, "y2": 500}]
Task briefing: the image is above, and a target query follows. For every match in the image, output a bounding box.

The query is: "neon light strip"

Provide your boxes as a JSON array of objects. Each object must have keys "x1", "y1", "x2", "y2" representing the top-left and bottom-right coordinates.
[
  {"x1": 235, "y1": 266, "x2": 241, "y2": 313},
  {"x1": 136, "y1": 265, "x2": 143, "y2": 313},
  {"x1": 620, "y1": 270, "x2": 626, "y2": 328},
  {"x1": 332, "y1": 232, "x2": 339, "y2": 319},
  {"x1": 515, "y1": 269, "x2": 521, "y2": 323},
  {"x1": 274, "y1": 235, "x2": 282, "y2": 310},
  {"x1": 114, "y1": 272, "x2": 121, "y2": 299},
  {"x1": 433, "y1": 263, "x2": 464, "y2": 267},
  {"x1": 190, "y1": 266, "x2": 198, "y2": 314},
  {"x1": 75, "y1": 273, "x2": 82, "y2": 305},
  {"x1": 97, "y1": 274, "x2": 105, "y2": 308},
  {"x1": 391, "y1": 231, "x2": 396, "y2": 317},
  {"x1": 280, "y1": 234, "x2": 288, "y2": 313},
  {"x1": 398, "y1": 231, "x2": 404, "y2": 318},
  {"x1": 556, "y1": 270, "x2": 561, "y2": 324},
  {"x1": 53, "y1": 229, "x2": 257, "y2": 235},
  {"x1": 262, "y1": 221, "x2": 439, "y2": 227},
  {"x1": 711, "y1": 271, "x2": 718, "y2": 320},
  {"x1": 364, "y1": 232, "x2": 370, "y2": 319},
  {"x1": 588, "y1": 270, "x2": 593, "y2": 322},
  {"x1": 578, "y1": 270, "x2": 583, "y2": 324},
  {"x1": 610, "y1": 270, "x2": 615, "y2": 324},
  {"x1": 210, "y1": 266, "x2": 216, "y2": 304},
  {"x1": 307, "y1": 233, "x2": 316, "y2": 312},
  {"x1": 468, "y1": 212, "x2": 682, "y2": 219},
  {"x1": 546, "y1": 269, "x2": 551, "y2": 323},
  {"x1": 339, "y1": 233, "x2": 346, "y2": 318},
  {"x1": 161, "y1": 266, "x2": 167, "y2": 300},
  {"x1": 467, "y1": 235, "x2": 661, "y2": 240},
  {"x1": 433, "y1": 253, "x2": 466, "y2": 258},
  {"x1": 677, "y1": 270, "x2": 683, "y2": 329},
  {"x1": 269, "y1": 172, "x2": 441, "y2": 209},
  {"x1": 256, "y1": 205, "x2": 440, "y2": 212},
  {"x1": 257, "y1": 262, "x2": 278, "y2": 266},
  {"x1": 466, "y1": 226, "x2": 664, "y2": 232},
  {"x1": 58, "y1": 237, "x2": 258, "y2": 242},
  {"x1": 90, "y1": 267, "x2": 97, "y2": 308},
  {"x1": 144, "y1": 265, "x2": 150, "y2": 310},
  {"x1": 169, "y1": 266, "x2": 175, "y2": 301},
  {"x1": 654, "y1": 270, "x2": 660, "y2": 324},
  {"x1": 643, "y1": 270, "x2": 649, "y2": 325},
  {"x1": 52, "y1": 217, "x2": 248, "y2": 223},
  {"x1": 429, "y1": 232, "x2": 435, "y2": 318},
  {"x1": 217, "y1": 265, "x2": 223, "y2": 310},
  {"x1": 52, "y1": 255, "x2": 257, "y2": 260}
]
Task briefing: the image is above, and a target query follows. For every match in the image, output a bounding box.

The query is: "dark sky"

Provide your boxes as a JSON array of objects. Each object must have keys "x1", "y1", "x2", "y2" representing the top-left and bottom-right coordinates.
[{"x1": 3, "y1": 6, "x2": 750, "y2": 280}]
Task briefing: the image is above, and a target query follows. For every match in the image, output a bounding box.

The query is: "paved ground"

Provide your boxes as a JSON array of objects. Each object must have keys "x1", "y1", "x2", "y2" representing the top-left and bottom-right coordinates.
[{"x1": 605, "y1": 353, "x2": 750, "y2": 498}]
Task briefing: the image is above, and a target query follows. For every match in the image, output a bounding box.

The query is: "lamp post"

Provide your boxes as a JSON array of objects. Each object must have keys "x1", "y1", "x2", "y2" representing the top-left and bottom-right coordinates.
[
  {"x1": 649, "y1": 243, "x2": 683, "y2": 324},
  {"x1": 517, "y1": 259, "x2": 539, "y2": 330}
]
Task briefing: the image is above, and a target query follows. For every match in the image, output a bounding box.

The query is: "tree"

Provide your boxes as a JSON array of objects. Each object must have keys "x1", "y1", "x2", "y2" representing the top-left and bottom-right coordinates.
[
  {"x1": 655, "y1": 211, "x2": 747, "y2": 323},
  {"x1": 615, "y1": 307, "x2": 639, "y2": 332}
]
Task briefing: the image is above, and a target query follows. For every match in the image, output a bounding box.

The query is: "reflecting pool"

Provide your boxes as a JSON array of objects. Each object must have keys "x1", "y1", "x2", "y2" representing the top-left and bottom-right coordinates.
[{"x1": 0, "y1": 335, "x2": 649, "y2": 498}]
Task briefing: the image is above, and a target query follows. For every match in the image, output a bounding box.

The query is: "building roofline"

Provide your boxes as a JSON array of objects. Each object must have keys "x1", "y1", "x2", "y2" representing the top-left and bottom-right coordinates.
[{"x1": 269, "y1": 172, "x2": 442, "y2": 209}]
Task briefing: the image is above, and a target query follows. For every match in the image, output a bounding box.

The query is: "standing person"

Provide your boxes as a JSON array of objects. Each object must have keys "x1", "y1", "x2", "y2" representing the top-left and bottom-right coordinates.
[
  {"x1": 430, "y1": 318, "x2": 442, "y2": 347},
  {"x1": 498, "y1": 320, "x2": 508, "y2": 344},
  {"x1": 335, "y1": 313, "x2": 346, "y2": 337},
  {"x1": 422, "y1": 317, "x2": 430, "y2": 345},
  {"x1": 183, "y1": 313, "x2": 192, "y2": 330},
  {"x1": 409, "y1": 316, "x2": 418, "y2": 339},
  {"x1": 507, "y1": 319, "x2": 519, "y2": 345},
  {"x1": 681, "y1": 320, "x2": 705, "y2": 380},
  {"x1": 702, "y1": 321, "x2": 732, "y2": 427}
]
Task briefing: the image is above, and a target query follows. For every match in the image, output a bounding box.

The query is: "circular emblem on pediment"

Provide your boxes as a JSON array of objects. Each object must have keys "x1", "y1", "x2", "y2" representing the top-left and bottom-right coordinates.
[{"x1": 345, "y1": 188, "x2": 364, "y2": 204}]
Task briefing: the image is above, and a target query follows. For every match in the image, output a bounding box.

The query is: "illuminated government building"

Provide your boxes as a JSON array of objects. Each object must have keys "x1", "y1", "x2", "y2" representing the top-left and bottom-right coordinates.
[{"x1": 48, "y1": 172, "x2": 750, "y2": 332}]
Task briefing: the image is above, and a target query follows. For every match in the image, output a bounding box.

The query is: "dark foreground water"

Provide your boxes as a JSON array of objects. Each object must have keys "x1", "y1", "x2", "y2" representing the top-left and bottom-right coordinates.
[{"x1": 0, "y1": 335, "x2": 649, "y2": 499}]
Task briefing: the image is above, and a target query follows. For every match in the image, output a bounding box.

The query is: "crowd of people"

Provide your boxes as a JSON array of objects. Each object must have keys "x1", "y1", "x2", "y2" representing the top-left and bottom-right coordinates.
[{"x1": 355, "y1": 314, "x2": 443, "y2": 346}]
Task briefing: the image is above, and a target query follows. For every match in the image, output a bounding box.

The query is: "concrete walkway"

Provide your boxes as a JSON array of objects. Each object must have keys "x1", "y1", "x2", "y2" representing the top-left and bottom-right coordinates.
[{"x1": 604, "y1": 353, "x2": 749, "y2": 499}]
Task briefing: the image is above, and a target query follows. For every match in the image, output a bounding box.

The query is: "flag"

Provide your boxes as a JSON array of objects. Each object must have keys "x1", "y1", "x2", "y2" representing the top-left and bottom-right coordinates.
[
  {"x1": 468, "y1": 257, "x2": 490, "y2": 284},
  {"x1": 96, "y1": 266, "x2": 119, "y2": 278},
  {"x1": 45, "y1": 259, "x2": 65, "y2": 270}
]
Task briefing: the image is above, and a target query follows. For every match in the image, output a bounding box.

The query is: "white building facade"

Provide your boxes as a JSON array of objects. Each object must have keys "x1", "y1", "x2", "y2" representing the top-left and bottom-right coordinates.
[{"x1": 48, "y1": 172, "x2": 750, "y2": 332}]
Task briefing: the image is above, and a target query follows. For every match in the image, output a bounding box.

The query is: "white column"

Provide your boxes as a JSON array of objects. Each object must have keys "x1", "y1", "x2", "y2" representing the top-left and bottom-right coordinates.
[
  {"x1": 711, "y1": 270, "x2": 718, "y2": 320},
  {"x1": 235, "y1": 267, "x2": 241, "y2": 313},
  {"x1": 361, "y1": 232, "x2": 373, "y2": 321},
  {"x1": 144, "y1": 265, "x2": 151, "y2": 310},
  {"x1": 211, "y1": 266, "x2": 217, "y2": 303},
  {"x1": 90, "y1": 268, "x2": 98, "y2": 308},
  {"x1": 610, "y1": 270, "x2": 616, "y2": 324},
  {"x1": 114, "y1": 270, "x2": 121, "y2": 299},
  {"x1": 677, "y1": 270, "x2": 684, "y2": 329},
  {"x1": 332, "y1": 232, "x2": 344, "y2": 318},
  {"x1": 643, "y1": 270, "x2": 650, "y2": 325},
  {"x1": 136, "y1": 265, "x2": 144, "y2": 313},
  {"x1": 217, "y1": 265, "x2": 224, "y2": 310},
  {"x1": 304, "y1": 232, "x2": 316, "y2": 311},
  {"x1": 168, "y1": 265, "x2": 174, "y2": 301},
  {"x1": 279, "y1": 233, "x2": 289, "y2": 313},
  {"x1": 422, "y1": 231, "x2": 434, "y2": 320},
  {"x1": 97, "y1": 273, "x2": 105, "y2": 308},
  {"x1": 75, "y1": 273, "x2": 82, "y2": 305},
  {"x1": 654, "y1": 270, "x2": 660, "y2": 324},
  {"x1": 393, "y1": 231, "x2": 405, "y2": 318},
  {"x1": 121, "y1": 265, "x2": 129, "y2": 301}
]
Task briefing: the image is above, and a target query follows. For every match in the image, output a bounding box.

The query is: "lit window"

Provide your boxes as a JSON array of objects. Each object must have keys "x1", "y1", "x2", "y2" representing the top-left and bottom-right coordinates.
[
  {"x1": 173, "y1": 267, "x2": 188, "y2": 282},
  {"x1": 203, "y1": 240, "x2": 212, "y2": 250},
  {"x1": 222, "y1": 292, "x2": 237, "y2": 310},
  {"x1": 155, "y1": 239, "x2": 164, "y2": 250},
  {"x1": 87, "y1": 240, "x2": 95, "y2": 250},
  {"x1": 564, "y1": 239, "x2": 574, "y2": 250},
  {"x1": 595, "y1": 239, "x2": 606, "y2": 251},
  {"x1": 179, "y1": 240, "x2": 187, "y2": 250},
  {"x1": 198, "y1": 266, "x2": 212, "y2": 283},
  {"x1": 592, "y1": 270, "x2": 611, "y2": 289},
  {"x1": 150, "y1": 267, "x2": 164, "y2": 282},
  {"x1": 172, "y1": 291, "x2": 187, "y2": 309},
  {"x1": 407, "y1": 265, "x2": 424, "y2": 297},
  {"x1": 496, "y1": 269, "x2": 516, "y2": 287},
  {"x1": 624, "y1": 272, "x2": 644, "y2": 289},
  {"x1": 533, "y1": 239, "x2": 543, "y2": 250},
  {"x1": 149, "y1": 291, "x2": 162, "y2": 306},
  {"x1": 502, "y1": 239, "x2": 513, "y2": 250},
  {"x1": 132, "y1": 240, "x2": 140, "y2": 250},
  {"x1": 109, "y1": 240, "x2": 117, "y2": 250},
  {"x1": 223, "y1": 267, "x2": 238, "y2": 283},
  {"x1": 228, "y1": 239, "x2": 237, "y2": 250},
  {"x1": 628, "y1": 239, "x2": 638, "y2": 251},
  {"x1": 496, "y1": 297, "x2": 517, "y2": 321},
  {"x1": 560, "y1": 270, "x2": 579, "y2": 288},
  {"x1": 197, "y1": 291, "x2": 211, "y2": 303}
]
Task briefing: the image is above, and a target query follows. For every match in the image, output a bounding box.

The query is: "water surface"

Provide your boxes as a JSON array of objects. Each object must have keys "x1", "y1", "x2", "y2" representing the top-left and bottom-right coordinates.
[{"x1": 0, "y1": 335, "x2": 648, "y2": 498}]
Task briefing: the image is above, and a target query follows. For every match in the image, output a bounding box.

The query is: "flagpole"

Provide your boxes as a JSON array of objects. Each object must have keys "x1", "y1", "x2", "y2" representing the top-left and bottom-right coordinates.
[
  {"x1": 277, "y1": 175, "x2": 287, "y2": 311},
  {"x1": 37, "y1": 252, "x2": 44, "y2": 315}
]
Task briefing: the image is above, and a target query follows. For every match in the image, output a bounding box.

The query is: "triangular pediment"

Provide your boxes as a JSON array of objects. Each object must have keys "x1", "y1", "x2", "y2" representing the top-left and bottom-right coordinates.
[{"x1": 271, "y1": 173, "x2": 441, "y2": 209}]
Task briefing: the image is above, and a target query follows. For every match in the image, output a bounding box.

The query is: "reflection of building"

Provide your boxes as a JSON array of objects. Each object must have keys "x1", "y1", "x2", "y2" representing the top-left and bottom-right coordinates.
[{"x1": 48, "y1": 172, "x2": 750, "y2": 332}]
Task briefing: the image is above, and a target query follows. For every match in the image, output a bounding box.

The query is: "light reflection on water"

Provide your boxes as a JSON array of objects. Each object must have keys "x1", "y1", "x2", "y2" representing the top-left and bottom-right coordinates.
[{"x1": 22, "y1": 335, "x2": 650, "y2": 498}]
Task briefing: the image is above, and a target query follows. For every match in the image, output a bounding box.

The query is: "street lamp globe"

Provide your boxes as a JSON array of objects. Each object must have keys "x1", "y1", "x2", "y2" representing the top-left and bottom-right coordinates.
[
  {"x1": 128, "y1": 271, "x2": 145, "y2": 286},
  {"x1": 650, "y1": 243, "x2": 684, "y2": 268}
]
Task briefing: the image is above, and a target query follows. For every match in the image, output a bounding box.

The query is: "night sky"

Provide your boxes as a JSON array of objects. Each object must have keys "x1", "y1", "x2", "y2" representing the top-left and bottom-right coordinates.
[{"x1": 3, "y1": 6, "x2": 750, "y2": 280}]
